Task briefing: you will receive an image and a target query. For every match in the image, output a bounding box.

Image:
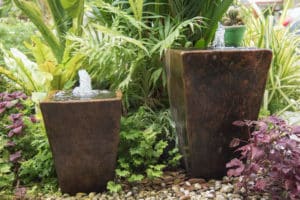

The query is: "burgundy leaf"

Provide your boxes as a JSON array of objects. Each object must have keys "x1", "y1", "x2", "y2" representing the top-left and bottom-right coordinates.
[
  {"x1": 5, "y1": 141, "x2": 16, "y2": 147},
  {"x1": 285, "y1": 180, "x2": 294, "y2": 190},
  {"x1": 255, "y1": 179, "x2": 267, "y2": 191},
  {"x1": 255, "y1": 133, "x2": 271, "y2": 143},
  {"x1": 282, "y1": 167, "x2": 291, "y2": 174},
  {"x1": 292, "y1": 126, "x2": 300, "y2": 135},
  {"x1": 3, "y1": 94, "x2": 13, "y2": 101},
  {"x1": 296, "y1": 182, "x2": 300, "y2": 192},
  {"x1": 251, "y1": 146, "x2": 265, "y2": 160},
  {"x1": 226, "y1": 158, "x2": 245, "y2": 177},
  {"x1": 5, "y1": 100, "x2": 18, "y2": 108},
  {"x1": 0, "y1": 107, "x2": 5, "y2": 114},
  {"x1": 12, "y1": 126, "x2": 23, "y2": 134},
  {"x1": 229, "y1": 138, "x2": 240, "y2": 148},
  {"x1": 0, "y1": 102, "x2": 6, "y2": 108},
  {"x1": 9, "y1": 113, "x2": 22, "y2": 121},
  {"x1": 8, "y1": 130, "x2": 14, "y2": 137},
  {"x1": 9, "y1": 151, "x2": 22, "y2": 162},
  {"x1": 249, "y1": 163, "x2": 260, "y2": 173},
  {"x1": 30, "y1": 115, "x2": 39, "y2": 123},
  {"x1": 257, "y1": 121, "x2": 268, "y2": 132}
]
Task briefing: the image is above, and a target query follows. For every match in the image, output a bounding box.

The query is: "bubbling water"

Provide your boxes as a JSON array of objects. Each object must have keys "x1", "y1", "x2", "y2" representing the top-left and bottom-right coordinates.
[
  {"x1": 73, "y1": 69, "x2": 96, "y2": 98},
  {"x1": 53, "y1": 70, "x2": 115, "y2": 101}
]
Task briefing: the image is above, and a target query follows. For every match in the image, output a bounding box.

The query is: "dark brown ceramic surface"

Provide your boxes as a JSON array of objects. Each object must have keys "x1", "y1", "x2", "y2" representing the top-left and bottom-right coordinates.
[
  {"x1": 165, "y1": 49, "x2": 272, "y2": 178},
  {"x1": 40, "y1": 92, "x2": 122, "y2": 194}
]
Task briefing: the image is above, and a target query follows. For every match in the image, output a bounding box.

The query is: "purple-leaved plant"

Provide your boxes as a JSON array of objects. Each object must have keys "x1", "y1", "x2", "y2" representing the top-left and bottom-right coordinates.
[{"x1": 227, "y1": 116, "x2": 300, "y2": 199}]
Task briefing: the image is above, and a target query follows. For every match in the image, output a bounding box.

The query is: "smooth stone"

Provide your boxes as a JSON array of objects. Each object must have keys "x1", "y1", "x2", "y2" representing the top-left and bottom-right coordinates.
[
  {"x1": 194, "y1": 183, "x2": 201, "y2": 190},
  {"x1": 125, "y1": 191, "x2": 132, "y2": 197},
  {"x1": 216, "y1": 194, "x2": 226, "y2": 200},
  {"x1": 88, "y1": 192, "x2": 96, "y2": 198},
  {"x1": 220, "y1": 184, "x2": 233, "y2": 193},
  {"x1": 180, "y1": 195, "x2": 191, "y2": 200},
  {"x1": 76, "y1": 193, "x2": 86, "y2": 198}
]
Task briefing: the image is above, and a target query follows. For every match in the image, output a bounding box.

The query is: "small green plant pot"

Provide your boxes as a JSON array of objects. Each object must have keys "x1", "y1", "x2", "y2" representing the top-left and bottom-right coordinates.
[{"x1": 224, "y1": 25, "x2": 246, "y2": 47}]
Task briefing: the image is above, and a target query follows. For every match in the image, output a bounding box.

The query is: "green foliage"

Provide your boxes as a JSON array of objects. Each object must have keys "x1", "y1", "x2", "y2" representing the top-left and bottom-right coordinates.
[
  {"x1": 0, "y1": 0, "x2": 13, "y2": 17},
  {"x1": 72, "y1": 0, "x2": 204, "y2": 109},
  {"x1": 107, "y1": 181, "x2": 122, "y2": 193},
  {"x1": 19, "y1": 129, "x2": 55, "y2": 185},
  {"x1": 0, "y1": 0, "x2": 86, "y2": 94},
  {"x1": 243, "y1": 6, "x2": 300, "y2": 115},
  {"x1": 114, "y1": 106, "x2": 181, "y2": 187},
  {"x1": 0, "y1": 18, "x2": 36, "y2": 64},
  {"x1": 0, "y1": 135, "x2": 14, "y2": 188},
  {"x1": 168, "y1": 0, "x2": 233, "y2": 48},
  {"x1": 0, "y1": 18, "x2": 35, "y2": 92},
  {"x1": 0, "y1": 92, "x2": 55, "y2": 192}
]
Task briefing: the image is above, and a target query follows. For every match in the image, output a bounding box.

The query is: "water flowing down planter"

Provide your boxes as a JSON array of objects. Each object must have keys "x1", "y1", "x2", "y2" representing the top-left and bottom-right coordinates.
[
  {"x1": 40, "y1": 91, "x2": 122, "y2": 195},
  {"x1": 165, "y1": 48, "x2": 272, "y2": 179}
]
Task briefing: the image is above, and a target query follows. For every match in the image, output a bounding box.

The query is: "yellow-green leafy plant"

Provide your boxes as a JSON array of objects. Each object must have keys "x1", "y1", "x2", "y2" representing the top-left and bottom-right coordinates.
[
  {"x1": 243, "y1": 5, "x2": 300, "y2": 115},
  {"x1": 0, "y1": 0, "x2": 85, "y2": 95}
]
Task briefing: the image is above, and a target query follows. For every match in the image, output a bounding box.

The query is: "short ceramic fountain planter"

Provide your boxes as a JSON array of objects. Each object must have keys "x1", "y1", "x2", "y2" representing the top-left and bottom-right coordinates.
[
  {"x1": 165, "y1": 48, "x2": 272, "y2": 179},
  {"x1": 40, "y1": 89, "x2": 122, "y2": 195},
  {"x1": 40, "y1": 70, "x2": 122, "y2": 194}
]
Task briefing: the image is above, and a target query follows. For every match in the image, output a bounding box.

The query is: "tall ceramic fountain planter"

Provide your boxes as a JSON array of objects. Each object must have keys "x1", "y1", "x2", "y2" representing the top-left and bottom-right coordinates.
[
  {"x1": 165, "y1": 48, "x2": 272, "y2": 179},
  {"x1": 40, "y1": 70, "x2": 122, "y2": 195}
]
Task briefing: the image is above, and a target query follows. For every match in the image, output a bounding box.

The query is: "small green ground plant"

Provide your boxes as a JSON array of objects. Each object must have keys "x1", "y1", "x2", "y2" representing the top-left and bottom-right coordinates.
[{"x1": 108, "y1": 106, "x2": 181, "y2": 192}]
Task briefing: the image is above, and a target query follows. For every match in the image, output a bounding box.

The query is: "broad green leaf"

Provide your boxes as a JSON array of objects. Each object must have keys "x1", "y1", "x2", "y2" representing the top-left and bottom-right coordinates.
[
  {"x1": 60, "y1": 0, "x2": 83, "y2": 17},
  {"x1": 128, "y1": 174, "x2": 144, "y2": 182},
  {"x1": 107, "y1": 181, "x2": 122, "y2": 193},
  {"x1": 24, "y1": 36, "x2": 57, "y2": 65},
  {"x1": 0, "y1": 163, "x2": 11, "y2": 174},
  {"x1": 116, "y1": 169, "x2": 130, "y2": 177}
]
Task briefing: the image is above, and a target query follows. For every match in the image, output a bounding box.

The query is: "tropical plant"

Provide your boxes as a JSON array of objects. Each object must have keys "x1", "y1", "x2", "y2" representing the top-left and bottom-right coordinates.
[
  {"x1": 166, "y1": 0, "x2": 234, "y2": 47},
  {"x1": 71, "y1": 0, "x2": 233, "y2": 109},
  {"x1": 243, "y1": 4, "x2": 300, "y2": 115},
  {"x1": 0, "y1": 0, "x2": 86, "y2": 94},
  {"x1": 227, "y1": 116, "x2": 300, "y2": 200}
]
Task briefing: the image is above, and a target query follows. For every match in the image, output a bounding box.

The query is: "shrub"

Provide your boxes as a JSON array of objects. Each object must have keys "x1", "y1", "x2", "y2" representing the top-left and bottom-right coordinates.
[
  {"x1": 108, "y1": 106, "x2": 181, "y2": 191},
  {"x1": 243, "y1": 6, "x2": 300, "y2": 114},
  {"x1": 0, "y1": 18, "x2": 35, "y2": 59},
  {"x1": 227, "y1": 116, "x2": 300, "y2": 200},
  {"x1": 0, "y1": 91, "x2": 55, "y2": 194}
]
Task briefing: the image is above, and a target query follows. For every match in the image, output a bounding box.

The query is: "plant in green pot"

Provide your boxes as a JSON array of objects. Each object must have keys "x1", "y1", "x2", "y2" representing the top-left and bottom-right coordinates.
[{"x1": 222, "y1": 6, "x2": 246, "y2": 47}]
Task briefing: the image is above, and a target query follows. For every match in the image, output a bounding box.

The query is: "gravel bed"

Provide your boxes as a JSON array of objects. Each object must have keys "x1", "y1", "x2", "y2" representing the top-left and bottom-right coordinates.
[{"x1": 28, "y1": 170, "x2": 270, "y2": 200}]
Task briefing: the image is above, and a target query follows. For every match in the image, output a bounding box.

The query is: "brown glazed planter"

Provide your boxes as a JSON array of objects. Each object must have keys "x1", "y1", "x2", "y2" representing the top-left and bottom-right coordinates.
[
  {"x1": 40, "y1": 92, "x2": 122, "y2": 195},
  {"x1": 165, "y1": 48, "x2": 272, "y2": 179}
]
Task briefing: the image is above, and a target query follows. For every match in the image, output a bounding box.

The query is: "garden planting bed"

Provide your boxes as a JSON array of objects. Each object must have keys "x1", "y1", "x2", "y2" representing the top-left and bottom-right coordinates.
[{"x1": 25, "y1": 170, "x2": 269, "y2": 200}]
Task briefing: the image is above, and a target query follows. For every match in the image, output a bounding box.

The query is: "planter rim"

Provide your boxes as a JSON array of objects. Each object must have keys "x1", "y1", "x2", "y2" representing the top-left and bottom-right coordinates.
[
  {"x1": 41, "y1": 90, "x2": 122, "y2": 104},
  {"x1": 167, "y1": 48, "x2": 272, "y2": 54},
  {"x1": 223, "y1": 25, "x2": 246, "y2": 29}
]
